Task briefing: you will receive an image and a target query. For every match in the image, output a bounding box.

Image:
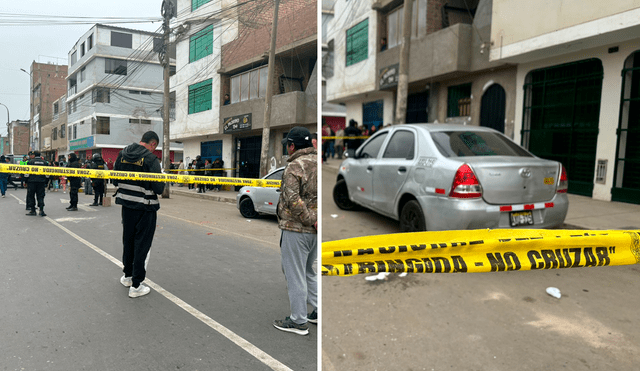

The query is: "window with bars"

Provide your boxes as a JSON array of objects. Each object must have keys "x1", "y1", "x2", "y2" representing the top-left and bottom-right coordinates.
[
  {"x1": 60, "y1": 124, "x2": 65, "y2": 138},
  {"x1": 346, "y1": 19, "x2": 368, "y2": 66},
  {"x1": 105, "y1": 58, "x2": 127, "y2": 75},
  {"x1": 192, "y1": 0, "x2": 212, "y2": 11},
  {"x1": 92, "y1": 88, "x2": 110, "y2": 104},
  {"x1": 190, "y1": 25, "x2": 213, "y2": 63},
  {"x1": 188, "y1": 79, "x2": 212, "y2": 114},
  {"x1": 95, "y1": 117, "x2": 110, "y2": 135},
  {"x1": 230, "y1": 66, "x2": 268, "y2": 104},
  {"x1": 447, "y1": 83, "x2": 472, "y2": 117},
  {"x1": 129, "y1": 118, "x2": 152, "y2": 124}
]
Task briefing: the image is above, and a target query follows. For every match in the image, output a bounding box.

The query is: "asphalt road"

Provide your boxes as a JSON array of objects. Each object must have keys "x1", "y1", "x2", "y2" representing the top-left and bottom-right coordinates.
[
  {"x1": 1, "y1": 187, "x2": 316, "y2": 371},
  {"x1": 321, "y1": 166, "x2": 640, "y2": 371}
]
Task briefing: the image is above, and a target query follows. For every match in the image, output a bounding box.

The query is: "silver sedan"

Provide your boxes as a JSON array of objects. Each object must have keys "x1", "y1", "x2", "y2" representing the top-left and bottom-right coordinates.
[
  {"x1": 333, "y1": 124, "x2": 569, "y2": 232},
  {"x1": 236, "y1": 167, "x2": 283, "y2": 218}
]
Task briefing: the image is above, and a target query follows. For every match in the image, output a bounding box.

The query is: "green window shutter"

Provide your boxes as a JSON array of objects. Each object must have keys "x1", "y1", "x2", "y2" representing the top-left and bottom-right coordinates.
[
  {"x1": 188, "y1": 79, "x2": 213, "y2": 114},
  {"x1": 346, "y1": 19, "x2": 369, "y2": 67},
  {"x1": 190, "y1": 25, "x2": 214, "y2": 63},
  {"x1": 192, "y1": 0, "x2": 212, "y2": 11}
]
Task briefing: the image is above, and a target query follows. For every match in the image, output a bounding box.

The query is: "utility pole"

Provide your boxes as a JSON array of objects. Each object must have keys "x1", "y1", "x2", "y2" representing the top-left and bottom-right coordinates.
[
  {"x1": 259, "y1": 0, "x2": 280, "y2": 177},
  {"x1": 394, "y1": 0, "x2": 413, "y2": 125},
  {"x1": 160, "y1": 0, "x2": 173, "y2": 198}
]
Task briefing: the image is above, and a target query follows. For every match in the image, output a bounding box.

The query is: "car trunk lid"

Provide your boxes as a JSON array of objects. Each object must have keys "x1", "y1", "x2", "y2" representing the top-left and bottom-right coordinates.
[{"x1": 462, "y1": 157, "x2": 559, "y2": 204}]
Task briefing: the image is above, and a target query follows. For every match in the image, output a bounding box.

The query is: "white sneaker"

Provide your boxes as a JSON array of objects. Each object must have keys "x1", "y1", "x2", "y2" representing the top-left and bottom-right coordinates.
[
  {"x1": 129, "y1": 284, "x2": 150, "y2": 298},
  {"x1": 120, "y1": 275, "x2": 133, "y2": 287}
]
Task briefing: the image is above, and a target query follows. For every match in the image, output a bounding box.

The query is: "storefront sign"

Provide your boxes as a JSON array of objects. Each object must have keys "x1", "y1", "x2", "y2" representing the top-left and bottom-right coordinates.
[
  {"x1": 379, "y1": 64, "x2": 399, "y2": 89},
  {"x1": 223, "y1": 113, "x2": 252, "y2": 134},
  {"x1": 70, "y1": 136, "x2": 95, "y2": 151}
]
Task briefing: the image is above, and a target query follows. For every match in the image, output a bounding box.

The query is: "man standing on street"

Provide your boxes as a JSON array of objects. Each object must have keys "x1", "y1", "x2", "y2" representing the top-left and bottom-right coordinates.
[
  {"x1": 273, "y1": 126, "x2": 318, "y2": 336},
  {"x1": 0, "y1": 155, "x2": 8, "y2": 198},
  {"x1": 90, "y1": 153, "x2": 107, "y2": 206},
  {"x1": 66, "y1": 153, "x2": 82, "y2": 211},
  {"x1": 113, "y1": 131, "x2": 164, "y2": 298},
  {"x1": 25, "y1": 151, "x2": 49, "y2": 216}
]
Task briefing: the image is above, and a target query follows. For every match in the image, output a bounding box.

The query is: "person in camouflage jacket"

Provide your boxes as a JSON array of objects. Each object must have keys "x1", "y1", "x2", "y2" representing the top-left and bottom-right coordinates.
[{"x1": 273, "y1": 126, "x2": 318, "y2": 336}]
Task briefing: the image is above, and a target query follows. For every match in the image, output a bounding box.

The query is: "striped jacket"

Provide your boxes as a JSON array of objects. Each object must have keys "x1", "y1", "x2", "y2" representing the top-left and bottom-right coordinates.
[{"x1": 113, "y1": 143, "x2": 164, "y2": 211}]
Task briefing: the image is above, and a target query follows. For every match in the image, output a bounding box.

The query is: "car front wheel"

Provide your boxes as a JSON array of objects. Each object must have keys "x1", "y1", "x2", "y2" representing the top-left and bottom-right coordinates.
[
  {"x1": 399, "y1": 200, "x2": 426, "y2": 232},
  {"x1": 239, "y1": 197, "x2": 259, "y2": 218},
  {"x1": 333, "y1": 179, "x2": 356, "y2": 210}
]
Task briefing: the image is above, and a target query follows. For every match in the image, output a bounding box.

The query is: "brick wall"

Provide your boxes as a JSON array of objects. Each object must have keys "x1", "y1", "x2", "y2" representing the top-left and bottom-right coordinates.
[
  {"x1": 427, "y1": 0, "x2": 447, "y2": 35},
  {"x1": 221, "y1": 0, "x2": 317, "y2": 67}
]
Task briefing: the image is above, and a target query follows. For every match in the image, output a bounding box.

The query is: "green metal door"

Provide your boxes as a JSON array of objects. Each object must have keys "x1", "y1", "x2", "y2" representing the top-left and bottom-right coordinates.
[
  {"x1": 612, "y1": 51, "x2": 640, "y2": 204},
  {"x1": 521, "y1": 59, "x2": 603, "y2": 197}
]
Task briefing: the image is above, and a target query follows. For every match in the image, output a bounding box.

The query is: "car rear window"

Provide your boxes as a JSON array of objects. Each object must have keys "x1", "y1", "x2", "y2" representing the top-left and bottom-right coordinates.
[{"x1": 431, "y1": 131, "x2": 533, "y2": 157}]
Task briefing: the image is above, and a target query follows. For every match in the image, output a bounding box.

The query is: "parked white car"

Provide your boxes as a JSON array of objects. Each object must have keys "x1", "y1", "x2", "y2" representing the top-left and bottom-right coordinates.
[
  {"x1": 333, "y1": 124, "x2": 569, "y2": 232},
  {"x1": 236, "y1": 167, "x2": 284, "y2": 218}
]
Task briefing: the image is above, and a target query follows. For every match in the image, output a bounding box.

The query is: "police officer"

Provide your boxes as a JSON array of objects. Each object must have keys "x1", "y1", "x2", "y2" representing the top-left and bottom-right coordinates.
[
  {"x1": 66, "y1": 153, "x2": 82, "y2": 211},
  {"x1": 90, "y1": 153, "x2": 107, "y2": 206},
  {"x1": 25, "y1": 150, "x2": 49, "y2": 217}
]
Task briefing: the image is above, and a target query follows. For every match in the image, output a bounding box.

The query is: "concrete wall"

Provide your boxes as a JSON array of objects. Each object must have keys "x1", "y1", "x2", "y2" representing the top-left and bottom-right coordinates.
[
  {"x1": 325, "y1": 0, "x2": 378, "y2": 102},
  {"x1": 513, "y1": 39, "x2": 640, "y2": 201},
  {"x1": 491, "y1": 0, "x2": 640, "y2": 62}
]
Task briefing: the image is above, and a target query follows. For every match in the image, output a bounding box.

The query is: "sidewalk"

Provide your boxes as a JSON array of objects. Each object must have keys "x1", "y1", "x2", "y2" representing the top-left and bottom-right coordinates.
[
  {"x1": 321, "y1": 158, "x2": 640, "y2": 230},
  {"x1": 105, "y1": 183, "x2": 238, "y2": 204}
]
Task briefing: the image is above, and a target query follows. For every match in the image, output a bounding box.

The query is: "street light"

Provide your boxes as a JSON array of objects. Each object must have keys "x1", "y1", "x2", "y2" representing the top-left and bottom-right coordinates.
[{"x1": 0, "y1": 102, "x2": 10, "y2": 154}]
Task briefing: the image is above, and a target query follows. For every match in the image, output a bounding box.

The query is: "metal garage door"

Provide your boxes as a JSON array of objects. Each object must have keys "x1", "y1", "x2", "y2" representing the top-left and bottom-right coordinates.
[{"x1": 521, "y1": 59, "x2": 603, "y2": 197}]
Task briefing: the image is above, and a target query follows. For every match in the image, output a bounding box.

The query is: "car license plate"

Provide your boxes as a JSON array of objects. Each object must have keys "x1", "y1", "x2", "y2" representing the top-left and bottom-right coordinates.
[{"x1": 510, "y1": 211, "x2": 534, "y2": 227}]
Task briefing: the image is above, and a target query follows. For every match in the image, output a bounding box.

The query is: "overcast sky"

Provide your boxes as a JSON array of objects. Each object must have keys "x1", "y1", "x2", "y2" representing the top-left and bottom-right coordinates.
[{"x1": 0, "y1": 1, "x2": 164, "y2": 136}]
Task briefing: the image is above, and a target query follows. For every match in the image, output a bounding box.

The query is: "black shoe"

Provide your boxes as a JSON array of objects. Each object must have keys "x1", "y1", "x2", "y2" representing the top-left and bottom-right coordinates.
[
  {"x1": 273, "y1": 317, "x2": 309, "y2": 335},
  {"x1": 67, "y1": 207, "x2": 78, "y2": 211},
  {"x1": 66, "y1": 205, "x2": 73, "y2": 210},
  {"x1": 308, "y1": 309, "x2": 318, "y2": 324},
  {"x1": 39, "y1": 210, "x2": 46, "y2": 217},
  {"x1": 26, "y1": 210, "x2": 36, "y2": 216},
  {"x1": 90, "y1": 203, "x2": 100, "y2": 206}
]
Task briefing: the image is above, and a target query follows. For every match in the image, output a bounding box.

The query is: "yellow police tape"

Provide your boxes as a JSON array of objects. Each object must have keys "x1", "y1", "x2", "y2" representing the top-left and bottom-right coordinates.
[
  {"x1": 167, "y1": 168, "x2": 237, "y2": 172},
  {"x1": 322, "y1": 136, "x2": 370, "y2": 140},
  {"x1": 0, "y1": 163, "x2": 280, "y2": 188},
  {"x1": 321, "y1": 229, "x2": 640, "y2": 276}
]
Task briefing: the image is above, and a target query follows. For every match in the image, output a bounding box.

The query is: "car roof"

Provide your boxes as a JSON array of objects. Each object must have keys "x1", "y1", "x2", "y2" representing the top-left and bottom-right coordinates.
[{"x1": 384, "y1": 123, "x2": 499, "y2": 133}]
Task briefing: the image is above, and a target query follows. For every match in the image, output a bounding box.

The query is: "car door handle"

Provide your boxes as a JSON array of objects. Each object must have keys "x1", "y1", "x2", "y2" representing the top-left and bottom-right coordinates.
[
  {"x1": 398, "y1": 166, "x2": 407, "y2": 173},
  {"x1": 367, "y1": 166, "x2": 373, "y2": 171}
]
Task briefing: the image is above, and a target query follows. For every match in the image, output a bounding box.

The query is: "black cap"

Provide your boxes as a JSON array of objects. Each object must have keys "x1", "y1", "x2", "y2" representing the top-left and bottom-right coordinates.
[
  {"x1": 282, "y1": 126, "x2": 311, "y2": 146},
  {"x1": 33, "y1": 150, "x2": 40, "y2": 157}
]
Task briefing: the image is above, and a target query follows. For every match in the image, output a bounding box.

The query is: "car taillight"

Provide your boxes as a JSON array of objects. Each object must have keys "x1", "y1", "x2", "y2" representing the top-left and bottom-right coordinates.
[
  {"x1": 557, "y1": 165, "x2": 568, "y2": 193},
  {"x1": 449, "y1": 164, "x2": 482, "y2": 198}
]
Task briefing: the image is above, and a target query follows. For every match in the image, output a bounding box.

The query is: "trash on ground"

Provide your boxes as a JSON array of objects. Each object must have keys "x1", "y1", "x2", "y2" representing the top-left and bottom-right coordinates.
[{"x1": 546, "y1": 287, "x2": 561, "y2": 299}]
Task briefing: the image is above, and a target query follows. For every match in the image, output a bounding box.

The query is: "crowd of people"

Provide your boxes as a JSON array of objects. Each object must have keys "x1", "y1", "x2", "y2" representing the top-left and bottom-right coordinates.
[
  {"x1": 174, "y1": 155, "x2": 226, "y2": 192},
  {"x1": 320, "y1": 119, "x2": 385, "y2": 162}
]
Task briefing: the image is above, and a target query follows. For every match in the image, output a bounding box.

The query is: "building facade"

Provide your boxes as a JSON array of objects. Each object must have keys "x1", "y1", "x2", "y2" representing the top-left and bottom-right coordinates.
[
  {"x1": 324, "y1": 0, "x2": 516, "y2": 135},
  {"x1": 171, "y1": 0, "x2": 317, "y2": 179},
  {"x1": 50, "y1": 94, "x2": 68, "y2": 161},
  {"x1": 26, "y1": 62, "x2": 68, "y2": 158},
  {"x1": 7, "y1": 120, "x2": 30, "y2": 158},
  {"x1": 491, "y1": 0, "x2": 640, "y2": 204},
  {"x1": 66, "y1": 24, "x2": 182, "y2": 164}
]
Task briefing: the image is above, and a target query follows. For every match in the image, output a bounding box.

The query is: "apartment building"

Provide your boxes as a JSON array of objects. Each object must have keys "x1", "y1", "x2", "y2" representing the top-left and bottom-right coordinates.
[
  {"x1": 490, "y1": 0, "x2": 640, "y2": 204},
  {"x1": 66, "y1": 24, "x2": 182, "y2": 164},
  {"x1": 6, "y1": 120, "x2": 30, "y2": 157},
  {"x1": 325, "y1": 0, "x2": 517, "y2": 137},
  {"x1": 26, "y1": 62, "x2": 68, "y2": 159},
  {"x1": 50, "y1": 94, "x2": 68, "y2": 161},
  {"x1": 171, "y1": 0, "x2": 317, "y2": 179}
]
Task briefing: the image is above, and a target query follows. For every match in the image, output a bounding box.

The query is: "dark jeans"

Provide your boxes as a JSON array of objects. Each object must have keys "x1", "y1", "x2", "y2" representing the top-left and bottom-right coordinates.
[
  {"x1": 93, "y1": 183, "x2": 105, "y2": 204},
  {"x1": 121, "y1": 207, "x2": 157, "y2": 288},
  {"x1": 26, "y1": 182, "x2": 46, "y2": 210},
  {"x1": 70, "y1": 186, "x2": 79, "y2": 207}
]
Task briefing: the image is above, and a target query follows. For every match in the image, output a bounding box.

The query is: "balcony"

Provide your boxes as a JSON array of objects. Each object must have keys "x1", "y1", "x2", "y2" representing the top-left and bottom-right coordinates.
[
  {"x1": 219, "y1": 91, "x2": 314, "y2": 133},
  {"x1": 377, "y1": 23, "x2": 473, "y2": 88}
]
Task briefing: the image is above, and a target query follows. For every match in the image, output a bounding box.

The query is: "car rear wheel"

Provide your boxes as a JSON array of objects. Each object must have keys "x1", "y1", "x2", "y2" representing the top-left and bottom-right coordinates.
[
  {"x1": 239, "y1": 197, "x2": 259, "y2": 218},
  {"x1": 333, "y1": 179, "x2": 356, "y2": 210},
  {"x1": 399, "y1": 200, "x2": 426, "y2": 232}
]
